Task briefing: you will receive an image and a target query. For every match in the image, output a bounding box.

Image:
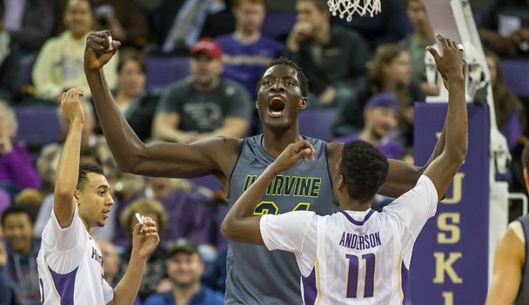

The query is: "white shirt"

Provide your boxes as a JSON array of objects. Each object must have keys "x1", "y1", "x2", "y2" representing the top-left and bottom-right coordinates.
[
  {"x1": 260, "y1": 175, "x2": 438, "y2": 305},
  {"x1": 37, "y1": 207, "x2": 114, "y2": 305}
]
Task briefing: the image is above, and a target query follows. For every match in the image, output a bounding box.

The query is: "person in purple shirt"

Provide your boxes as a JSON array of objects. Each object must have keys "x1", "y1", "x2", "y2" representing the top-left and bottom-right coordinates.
[
  {"x1": 334, "y1": 92, "x2": 405, "y2": 160},
  {"x1": 0, "y1": 101, "x2": 41, "y2": 198},
  {"x1": 216, "y1": 0, "x2": 285, "y2": 100}
]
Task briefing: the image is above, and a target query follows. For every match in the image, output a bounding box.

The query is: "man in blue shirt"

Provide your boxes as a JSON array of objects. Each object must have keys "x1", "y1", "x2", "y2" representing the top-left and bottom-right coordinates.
[{"x1": 143, "y1": 239, "x2": 224, "y2": 305}]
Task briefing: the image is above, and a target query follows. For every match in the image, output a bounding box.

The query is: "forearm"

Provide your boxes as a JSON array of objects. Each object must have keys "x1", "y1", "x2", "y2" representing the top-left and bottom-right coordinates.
[
  {"x1": 85, "y1": 69, "x2": 144, "y2": 171},
  {"x1": 55, "y1": 122, "x2": 83, "y2": 196},
  {"x1": 222, "y1": 166, "x2": 277, "y2": 239},
  {"x1": 444, "y1": 78, "x2": 467, "y2": 158},
  {"x1": 112, "y1": 253, "x2": 146, "y2": 305}
]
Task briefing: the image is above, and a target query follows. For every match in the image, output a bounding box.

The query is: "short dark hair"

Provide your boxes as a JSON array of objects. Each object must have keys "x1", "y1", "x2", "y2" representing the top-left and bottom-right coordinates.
[
  {"x1": 340, "y1": 141, "x2": 389, "y2": 203},
  {"x1": 258, "y1": 57, "x2": 309, "y2": 97},
  {"x1": 523, "y1": 143, "x2": 529, "y2": 170},
  {"x1": 1, "y1": 205, "x2": 35, "y2": 227},
  {"x1": 77, "y1": 162, "x2": 104, "y2": 191}
]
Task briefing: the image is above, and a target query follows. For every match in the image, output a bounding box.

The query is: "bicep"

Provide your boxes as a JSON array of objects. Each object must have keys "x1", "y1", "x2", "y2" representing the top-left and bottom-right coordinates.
[
  {"x1": 381, "y1": 159, "x2": 422, "y2": 198},
  {"x1": 128, "y1": 137, "x2": 236, "y2": 178},
  {"x1": 486, "y1": 227, "x2": 524, "y2": 305},
  {"x1": 52, "y1": 196, "x2": 76, "y2": 229}
]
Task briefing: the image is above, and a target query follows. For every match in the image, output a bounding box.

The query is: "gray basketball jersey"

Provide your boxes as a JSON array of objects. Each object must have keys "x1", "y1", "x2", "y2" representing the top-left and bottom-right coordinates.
[
  {"x1": 515, "y1": 214, "x2": 529, "y2": 305},
  {"x1": 226, "y1": 134, "x2": 336, "y2": 304}
]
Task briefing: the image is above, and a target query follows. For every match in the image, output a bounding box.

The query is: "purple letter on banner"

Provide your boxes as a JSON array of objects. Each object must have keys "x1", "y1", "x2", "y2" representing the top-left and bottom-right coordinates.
[{"x1": 406, "y1": 103, "x2": 490, "y2": 304}]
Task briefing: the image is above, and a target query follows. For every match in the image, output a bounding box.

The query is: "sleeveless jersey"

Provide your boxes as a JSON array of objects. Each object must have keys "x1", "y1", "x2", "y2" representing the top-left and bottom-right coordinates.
[
  {"x1": 226, "y1": 134, "x2": 336, "y2": 304},
  {"x1": 515, "y1": 214, "x2": 529, "y2": 305},
  {"x1": 37, "y1": 207, "x2": 114, "y2": 304}
]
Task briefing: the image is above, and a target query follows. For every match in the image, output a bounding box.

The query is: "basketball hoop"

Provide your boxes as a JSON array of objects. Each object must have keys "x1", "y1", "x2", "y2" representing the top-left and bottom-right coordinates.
[{"x1": 327, "y1": 0, "x2": 382, "y2": 21}]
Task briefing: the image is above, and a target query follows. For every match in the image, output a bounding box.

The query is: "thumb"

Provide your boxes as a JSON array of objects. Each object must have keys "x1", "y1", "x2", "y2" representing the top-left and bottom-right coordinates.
[{"x1": 426, "y1": 46, "x2": 442, "y2": 65}]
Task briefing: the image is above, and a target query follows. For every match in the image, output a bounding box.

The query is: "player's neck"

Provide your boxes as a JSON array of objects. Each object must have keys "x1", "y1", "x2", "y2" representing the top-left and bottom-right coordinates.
[
  {"x1": 262, "y1": 128, "x2": 303, "y2": 158},
  {"x1": 80, "y1": 216, "x2": 91, "y2": 231},
  {"x1": 340, "y1": 200, "x2": 372, "y2": 212}
]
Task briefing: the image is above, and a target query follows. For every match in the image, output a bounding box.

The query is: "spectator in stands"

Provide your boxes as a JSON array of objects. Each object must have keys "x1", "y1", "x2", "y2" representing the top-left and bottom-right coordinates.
[
  {"x1": 216, "y1": 0, "x2": 285, "y2": 100},
  {"x1": 118, "y1": 197, "x2": 169, "y2": 301},
  {"x1": 37, "y1": 99, "x2": 143, "y2": 196},
  {"x1": 333, "y1": 0, "x2": 407, "y2": 51},
  {"x1": 32, "y1": 0, "x2": 118, "y2": 103},
  {"x1": 152, "y1": 38, "x2": 252, "y2": 143},
  {"x1": 143, "y1": 238, "x2": 224, "y2": 305},
  {"x1": 0, "y1": 7, "x2": 20, "y2": 102},
  {"x1": 485, "y1": 49, "x2": 526, "y2": 149},
  {"x1": 94, "y1": 51, "x2": 159, "y2": 141},
  {"x1": 334, "y1": 92, "x2": 404, "y2": 160},
  {"x1": 333, "y1": 43, "x2": 425, "y2": 148},
  {"x1": 145, "y1": 0, "x2": 235, "y2": 55},
  {"x1": 286, "y1": 0, "x2": 371, "y2": 108},
  {"x1": 93, "y1": 0, "x2": 149, "y2": 49},
  {"x1": 403, "y1": 0, "x2": 438, "y2": 96},
  {"x1": 2, "y1": 0, "x2": 56, "y2": 54},
  {"x1": 0, "y1": 101, "x2": 41, "y2": 198},
  {"x1": 114, "y1": 176, "x2": 214, "y2": 248},
  {"x1": 0, "y1": 205, "x2": 41, "y2": 305},
  {"x1": 479, "y1": 0, "x2": 529, "y2": 57}
]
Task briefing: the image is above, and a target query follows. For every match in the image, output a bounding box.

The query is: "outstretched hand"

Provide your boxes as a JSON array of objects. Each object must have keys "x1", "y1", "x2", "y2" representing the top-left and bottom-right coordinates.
[
  {"x1": 84, "y1": 30, "x2": 120, "y2": 71},
  {"x1": 271, "y1": 140, "x2": 315, "y2": 173},
  {"x1": 426, "y1": 33, "x2": 465, "y2": 90},
  {"x1": 60, "y1": 88, "x2": 85, "y2": 125}
]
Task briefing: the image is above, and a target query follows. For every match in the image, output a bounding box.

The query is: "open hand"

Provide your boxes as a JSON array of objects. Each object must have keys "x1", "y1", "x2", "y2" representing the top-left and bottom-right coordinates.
[
  {"x1": 84, "y1": 30, "x2": 120, "y2": 71},
  {"x1": 426, "y1": 33, "x2": 465, "y2": 90},
  {"x1": 60, "y1": 88, "x2": 85, "y2": 125},
  {"x1": 271, "y1": 140, "x2": 315, "y2": 173},
  {"x1": 132, "y1": 216, "x2": 160, "y2": 259}
]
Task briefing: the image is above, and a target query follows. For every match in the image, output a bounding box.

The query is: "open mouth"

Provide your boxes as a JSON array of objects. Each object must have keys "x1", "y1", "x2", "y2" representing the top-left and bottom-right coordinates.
[{"x1": 268, "y1": 97, "x2": 286, "y2": 117}]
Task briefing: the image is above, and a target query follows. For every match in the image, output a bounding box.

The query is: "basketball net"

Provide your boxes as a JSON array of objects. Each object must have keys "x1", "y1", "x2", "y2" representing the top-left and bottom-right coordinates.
[{"x1": 327, "y1": 0, "x2": 382, "y2": 21}]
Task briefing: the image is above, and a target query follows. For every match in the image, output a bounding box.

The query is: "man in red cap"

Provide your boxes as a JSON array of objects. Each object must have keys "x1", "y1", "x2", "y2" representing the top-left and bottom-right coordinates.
[{"x1": 152, "y1": 38, "x2": 253, "y2": 143}]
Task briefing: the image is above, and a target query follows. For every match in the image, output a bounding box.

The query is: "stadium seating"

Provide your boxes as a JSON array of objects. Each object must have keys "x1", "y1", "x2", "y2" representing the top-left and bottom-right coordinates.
[{"x1": 145, "y1": 56, "x2": 191, "y2": 91}]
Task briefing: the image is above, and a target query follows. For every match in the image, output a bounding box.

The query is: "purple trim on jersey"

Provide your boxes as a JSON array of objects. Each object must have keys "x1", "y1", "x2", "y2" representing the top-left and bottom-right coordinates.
[
  {"x1": 301, "y1": 268, "x2": 317, "y2": 305},
  {"x1": 401, "y1": 263, "x2": 409, "y2": 297},
  {"x1": 49, "y1": 266, "x2": 78, "y2": 305},
  {"x1": 340, "y1": 210, "x2": 375, "y2": 226}
]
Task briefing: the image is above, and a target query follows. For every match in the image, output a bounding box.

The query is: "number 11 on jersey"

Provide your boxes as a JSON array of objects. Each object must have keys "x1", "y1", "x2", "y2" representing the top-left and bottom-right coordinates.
[{"x1": 345, "y1": 253, "x2": 376, "y2": 298}]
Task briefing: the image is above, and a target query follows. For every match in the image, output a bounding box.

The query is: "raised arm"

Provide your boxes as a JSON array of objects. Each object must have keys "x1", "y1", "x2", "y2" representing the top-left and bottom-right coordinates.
[
  {"x1": 422, "y1": 34, "x2": 468, "y2": 199},
  {"x1": 221, "y1": 140, "x2": 314, "y2": 244},
  {"x1": 53, "y1": 88, "x2": 85, "y2": 228},
  {"x1": 83, "y1": 31, "x2": 226, "y2": 178}
]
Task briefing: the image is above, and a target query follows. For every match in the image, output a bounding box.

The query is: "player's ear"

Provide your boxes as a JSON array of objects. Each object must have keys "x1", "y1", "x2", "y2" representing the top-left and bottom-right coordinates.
[
  {"x1": 73, "y1": 190, "x2": 80, "y2": 204},
  {"x1": 337, "y1": 175, "x2": 344, "y2": 191},
  {"x1": 299, "y1": 97, "x2": 307, "y2": 110}
]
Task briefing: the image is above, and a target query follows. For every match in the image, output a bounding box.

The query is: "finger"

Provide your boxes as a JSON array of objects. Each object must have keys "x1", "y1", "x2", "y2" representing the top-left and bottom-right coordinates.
[
  {"x1": 435, "y1": 33, "x2": 450, "y2": 49},
  {"x1": 426, "y1": 46, "x2": 442, "y2": 65}
]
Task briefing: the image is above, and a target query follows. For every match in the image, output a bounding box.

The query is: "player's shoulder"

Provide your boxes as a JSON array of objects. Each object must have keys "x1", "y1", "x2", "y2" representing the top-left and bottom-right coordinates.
[{"x1": 507, "y1": 220, "x2": 526, "y2": 244}]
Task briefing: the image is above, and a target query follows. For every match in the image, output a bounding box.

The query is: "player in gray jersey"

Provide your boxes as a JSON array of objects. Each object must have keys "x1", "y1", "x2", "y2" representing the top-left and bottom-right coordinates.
[
  {"x1": 486, "y1": 143, "x2": 529, "y2": 305},
  {"x1": 84, "y1": 30, "x2": 449, "y2": 304}
]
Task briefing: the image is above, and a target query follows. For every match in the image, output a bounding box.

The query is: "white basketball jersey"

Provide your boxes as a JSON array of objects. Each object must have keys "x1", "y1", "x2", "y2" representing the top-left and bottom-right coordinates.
[
  {"x1": 261, "y1": 175, "x2": 438, "y2": 305},
  {"x1": 37, "y1": 207, "x2": 114, "y2": 305}
]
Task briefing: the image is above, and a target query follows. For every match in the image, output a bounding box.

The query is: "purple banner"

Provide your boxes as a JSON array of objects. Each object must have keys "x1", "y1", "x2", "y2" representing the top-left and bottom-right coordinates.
[{"x1": 407, "y1": 103, "x2": 490, "y2": 305}]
